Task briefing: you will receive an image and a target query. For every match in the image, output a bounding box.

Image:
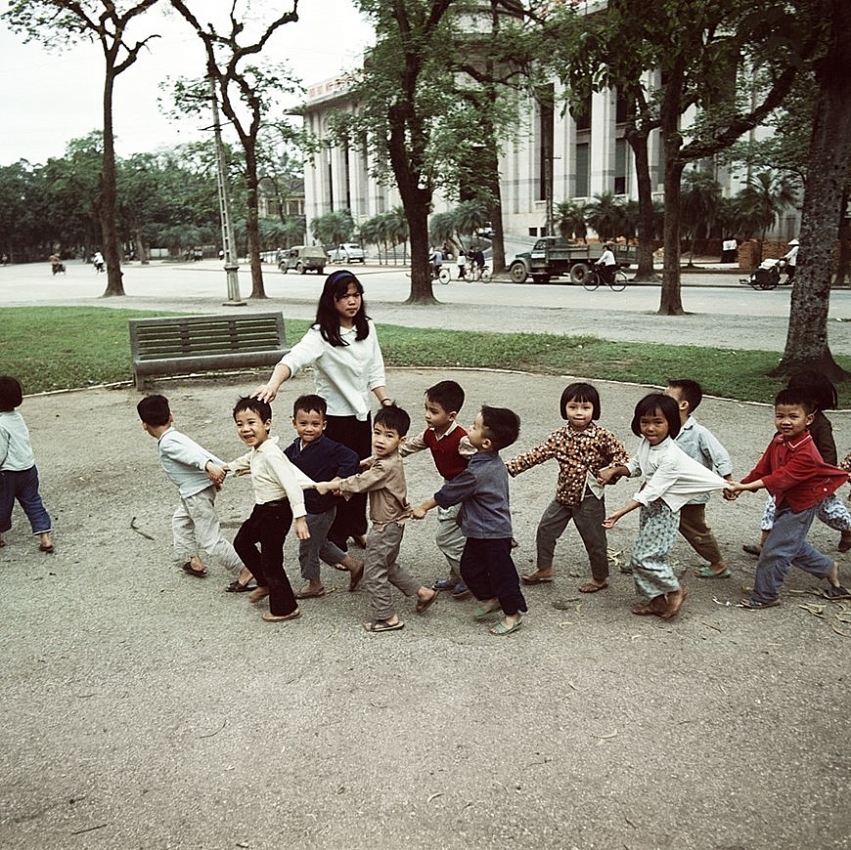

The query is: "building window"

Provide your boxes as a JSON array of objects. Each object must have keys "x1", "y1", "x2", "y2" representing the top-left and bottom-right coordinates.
[
  {"x1": 575, "y1": 142, "x2": 589, "y2": 198},
  {"x1": 614, "y1": 138, "x2": 627, "y2": 195}
]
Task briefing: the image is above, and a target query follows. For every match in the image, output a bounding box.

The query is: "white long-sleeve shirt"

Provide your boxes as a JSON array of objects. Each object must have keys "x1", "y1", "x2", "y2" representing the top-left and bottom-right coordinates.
[
  {"x1": 157, "y1": 426, "x2": 223, "y2": 499},
  {"x1": 228, "y1": 436, "x2": 313, "y2": 516},
  {"x1": 626, "y1": 436, "x2": 728, "y2": 512},
  {"x1": 280, "y1": 321, "x2": 385, "y2": 421},
  {"x1": 0, "y1": 411, "x2": 36, "y2": 472}
]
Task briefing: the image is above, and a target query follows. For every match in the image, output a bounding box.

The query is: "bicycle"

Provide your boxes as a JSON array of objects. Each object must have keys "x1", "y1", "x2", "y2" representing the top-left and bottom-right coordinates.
[
  {"x1": 469, "y1": 264, "x2": 492, "y2": 283},
  {"x1": 582, "y1": 266, "x2": 627, "y2": 292}
]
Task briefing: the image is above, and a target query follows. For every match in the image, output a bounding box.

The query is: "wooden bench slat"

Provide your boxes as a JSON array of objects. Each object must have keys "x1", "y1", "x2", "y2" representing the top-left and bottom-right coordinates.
[{"x1": 129, "y1": 312, "x2": 289, "y2": 390}]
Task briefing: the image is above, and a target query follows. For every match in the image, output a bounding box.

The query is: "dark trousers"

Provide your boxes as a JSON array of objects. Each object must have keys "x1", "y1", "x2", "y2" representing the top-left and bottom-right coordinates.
[
  {"x1": 0, "y1": 466, "x2": 51, "y2": 534},
  {"x1": 461, "y1": 537, "x2": 527, "y2": 616},
  {"x1": 324, "y1": 413, "x2": 371, "y2": 549},
  {"x1": 234, "y1": 501, "x2": 297, "y2": 616}
]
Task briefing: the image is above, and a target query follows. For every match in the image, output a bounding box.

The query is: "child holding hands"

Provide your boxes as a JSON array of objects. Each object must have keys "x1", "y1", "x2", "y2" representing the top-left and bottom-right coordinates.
[
  {"x1": 505, "y1": 382, "x2": 629, "y2": 593},
  {"x1": 414, "y1": 406, "x2": 526, "y2": 636},
  {"x1": 226, "y1": 397, "x2": 313, "y2": 623},
  {"x1": 314, "y1": 404, "x2": 438, "y2": 633},
  {"x1": 727, "y1": 388, "x2": 851, "y2": 609},
  {"x1": 600, "y1": 393, "x2": 729, "y2": 620}
]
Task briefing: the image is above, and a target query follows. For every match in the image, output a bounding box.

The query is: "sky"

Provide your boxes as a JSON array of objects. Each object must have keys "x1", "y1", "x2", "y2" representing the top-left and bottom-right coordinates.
[{"x1": 0, "y1": 0, "x2": 374, "y2": 166}]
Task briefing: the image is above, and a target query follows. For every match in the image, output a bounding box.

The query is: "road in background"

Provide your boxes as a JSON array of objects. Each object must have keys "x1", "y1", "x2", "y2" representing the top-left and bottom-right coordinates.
[{"x1": 4, "y1": 259, "x2": 851, "y2": 354}]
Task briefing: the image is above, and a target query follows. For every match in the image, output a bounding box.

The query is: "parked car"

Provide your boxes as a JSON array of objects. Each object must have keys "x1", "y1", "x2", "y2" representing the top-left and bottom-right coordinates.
[
  {"x1": 327, "y1": 242, "x2": 365, "y2": 263},
  {"x1": 279, "y1": 245, "x2": 326, "y2": 275}
]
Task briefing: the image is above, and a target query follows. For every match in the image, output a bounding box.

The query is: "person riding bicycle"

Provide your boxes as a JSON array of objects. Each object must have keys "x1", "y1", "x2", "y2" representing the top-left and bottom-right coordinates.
[
  {"x1": 471, "y1": 247, "x2": 485, "y2": 280},
  {"x1": 48, "y1": 253, "x2": 63, "y2": 275},
  {"x1": 595, "y1": 243, "x2": 617, "y2": 286},
  {"x1": 782, "y1": 238, "x2": 799, "y2": 283},
  {"x1": 430, "y1": 247, "x2": 443, "y2": 281}
]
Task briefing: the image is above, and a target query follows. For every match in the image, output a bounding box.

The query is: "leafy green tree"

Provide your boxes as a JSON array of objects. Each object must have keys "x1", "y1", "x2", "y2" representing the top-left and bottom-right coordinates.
[
  {"x1": 556, "y1": 200, "x2": 587, "y2": 243},
  {"x1": 168, "y1": 0, "x2": 300, "y2": 298},
  {"x1": 738, "y1": 171, "x2": 798, "y2": 261},
  {"x1": 4, "y1": 0, "x2": 162, "y2": 295},
  {"x1": 585, "y1": 192, "x2": 626, "y2": 243}
]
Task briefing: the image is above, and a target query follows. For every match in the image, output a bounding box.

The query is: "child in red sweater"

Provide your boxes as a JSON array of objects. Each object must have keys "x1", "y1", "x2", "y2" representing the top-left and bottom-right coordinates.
[{"x1": 728, "y1": 388, "x2": 851, "y2": 609}]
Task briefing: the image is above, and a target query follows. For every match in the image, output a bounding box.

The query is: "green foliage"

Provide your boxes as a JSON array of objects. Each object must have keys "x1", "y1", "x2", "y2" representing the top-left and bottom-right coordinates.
[
  {"x1": 310, "y1": 209, "x2": 355, "y2": 246},
  {"x1": 6, "y1": 306, "x2": 851, "y2": 407}
]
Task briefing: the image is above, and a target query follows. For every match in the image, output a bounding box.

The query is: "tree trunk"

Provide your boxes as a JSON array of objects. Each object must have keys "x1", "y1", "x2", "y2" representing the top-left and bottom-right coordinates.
[
  {"x1": 100, "y1": 61, "x2": 125, "y2": 297},
  {"x1": 244, "y1": 144, "x2": 267, "y2": 299},
  {"x1": 628, "y1": 128, "x2": 658, "y2": 281},
  {"x1": 659, "y1": 154, "x2": 685, "y2": 314},
  {"x1": 772, "y1": 1, "x2": 851, "y2": 380}
]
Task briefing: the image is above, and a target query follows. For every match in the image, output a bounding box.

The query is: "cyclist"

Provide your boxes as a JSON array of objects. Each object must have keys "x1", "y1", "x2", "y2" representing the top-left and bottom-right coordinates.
[
  {"x1": 595, "y1": 243, "x2": 617, "y2": 287},
  {"x1": 471, "y1": 247, "x2": 485, "y2": 280},
  {"x1": 781, "y1": 238, "x2": 799, "y2": 283},
  {"x1": 430, "y1": 247, "x2": 443, "y2": 281}
]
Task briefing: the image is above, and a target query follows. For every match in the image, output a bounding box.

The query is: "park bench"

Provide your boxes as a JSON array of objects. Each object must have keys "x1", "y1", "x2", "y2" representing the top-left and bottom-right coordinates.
[{"x1": 129, "y1": 313, "x2": 288, "y2": 390}]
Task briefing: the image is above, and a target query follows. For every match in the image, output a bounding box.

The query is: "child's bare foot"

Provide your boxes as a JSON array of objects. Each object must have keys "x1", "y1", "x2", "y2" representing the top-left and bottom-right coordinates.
[
  {"x1": 415, "y1": 587, "x2": 438, "y2": 613},
  {"x1": 490, "y1": 613, "x2": 522, "y2": 635},
  {"x1": 578, "y1": 578, "x2": 608, "y2": 593},
  {"x1": 632, "y1": 595, "x2": 667, "y2": 616},
  {"x1": 248, "y1": 586, "x2": 270, "y2": 603},
  {"x1": 38, "y1": 532, "x2": 54, "y2": 554},
  {"x1": 838, "y1": 532, "x2": 851, "y2": 553},
  {"x1": 295, "y1": 581, "x2": 325, "y2": 599},
  {"x1": 521, "y1": 569, "x2": 553, "y2": 585},
  {"x1": 661, "y1": 585, "x2": 688, "y2": 620},
  {"x1": 262, "y1": 608, "x2": 300, "y2": 622},
  {"x1": 237, "y1": 567, "x2": 253, "y2": 585},
  {"x1": 182, "y1": 556, "x2": 206, "y2": 577}
]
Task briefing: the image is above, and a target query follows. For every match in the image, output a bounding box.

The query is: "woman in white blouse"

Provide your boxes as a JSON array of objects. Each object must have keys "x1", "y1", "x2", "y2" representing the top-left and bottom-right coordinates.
[{"x1": 255, "y1": 271, "x2": 394, "y2": 551}]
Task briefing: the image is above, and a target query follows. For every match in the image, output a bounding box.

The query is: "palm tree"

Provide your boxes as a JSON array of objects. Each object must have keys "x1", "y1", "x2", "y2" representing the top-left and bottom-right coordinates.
[
  {"x1": 384, "y1": 206, "x2": 409, "y2": 263},
  {"x1": 585, "y1": 191, "x2": 624, "y2": 242},
  {"x1": 359, "y1": 216, "x2": 383, "y2": 264},
  {"x1": 556, "y1": 200, "x2": 588, "y2": 242},
  {"x1": 738, "y1": 171, "x2": 798, "y2": 262},
  {"x1": 680, "y1": 170, "x2": 722, "y2": 266}
]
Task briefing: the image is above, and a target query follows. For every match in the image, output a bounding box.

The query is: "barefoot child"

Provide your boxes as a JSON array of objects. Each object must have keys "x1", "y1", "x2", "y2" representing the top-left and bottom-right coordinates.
[
  {"x1": 314, "y1": 404, "x2": 438, "y2": 633},
  {"x1": 399, "y1": 380, "x2": 475, "y2": 599},
  {"x1": 599, "y1": 393, "x2": 729, "y2": 620},
  {"x1": 0, "y1": 376, "x2": 54, "y2": 554},
  {"x1": 727, "y1": 388, "x2": 851, "y2": 609},
  {"x1": 505, "y1": 382, "x2": 629, "y2": 594},
  {"x1": 664, "y1": 379, "x2": 734, "y2": 579},
  {"x1": 413, "y1": 406, "x2": 526, "y2": 636},
  {"x1": 283, "y1": 394, "x2": 364, "y2": 598},
  {"x1": 137, "y1": 394, "x2": 248, "y2": 585},
  {"x1": 226, "y1": 397, "x2": 312, "y2": 623}
]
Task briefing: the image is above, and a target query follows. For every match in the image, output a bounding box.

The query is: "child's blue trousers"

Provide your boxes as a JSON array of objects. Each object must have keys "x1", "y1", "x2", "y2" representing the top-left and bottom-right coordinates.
[
  {"x1": 752, "y1": 502, "x2": 833, "y2": 604},
  {"x1": 0, "y1": 466, "x2": 51, "y2": 535}
]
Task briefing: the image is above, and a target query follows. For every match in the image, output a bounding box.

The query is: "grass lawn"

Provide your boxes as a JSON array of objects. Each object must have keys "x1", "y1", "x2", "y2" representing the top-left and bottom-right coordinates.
[{"x1": 4, "y1": 306, "x2": 851, "y2": 406}]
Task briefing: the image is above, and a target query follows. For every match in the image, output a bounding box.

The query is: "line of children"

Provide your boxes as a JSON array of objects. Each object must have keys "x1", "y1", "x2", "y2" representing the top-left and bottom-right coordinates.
[
  {"x1": 134, "y1": 372, "x2": 851, "y2": 631},
  {"x1": 505, "y1": 382, "x2": 629, "y2": 594},
  {"x1": 0, "y1": 376, "x2": 54, "y2": 554},
  {"x1": 314, "y1": 404, "x2": 438, "y2": 633}
]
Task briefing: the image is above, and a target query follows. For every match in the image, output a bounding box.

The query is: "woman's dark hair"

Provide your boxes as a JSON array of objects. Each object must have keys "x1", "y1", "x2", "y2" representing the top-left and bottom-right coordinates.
[
  {"x1": 786, "y1": 370, "x2": 837, "y2": 412},
  {"x1": 0, "y1": 376, "x2": 23, "y2": 411},
  {"x1": 560, "y1": 382, "x2": 600, "y2": 420},
  {"x1": 630, "y1": 393, "x2": 681, "y2": 440},
  {"x1": 314, "y1": 270, "x2": 369, "y2": 347}
]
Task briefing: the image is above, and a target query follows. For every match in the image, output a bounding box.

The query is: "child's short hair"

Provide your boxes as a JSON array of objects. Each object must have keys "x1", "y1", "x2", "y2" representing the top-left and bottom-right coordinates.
[
  {"x1": 374, "y1": 403, "x2": 410, "y2": 437},
  {"x1": 786, "y1": 370, "x2": 837, "y2": 411},
  {"x1": 233, "y1": 396, "x2": 272, "y2": 421},
  {"x1": 425, "y1": 380, "x2": 465, "y2": 414},
  {"x1": 293, "y1": 394, "x2": 326, "y2": 418},
  {"x1": 667, "y1": 378, "x2": 703, "y2": 412},
  {"x1": 560, "y1": 382, "x2": 600, "y2": 420},
  {"x1": 0, "y1": 376, "x2": 23, "y2": 411},
  {"x1": 137, "y1": 394, "x2": 171, "y2": 427},
  {"x1": 480, "y1": 405, "x2": 520, "y2": 450},
  {"x1": 774, "y1": 388, "x2": 815, "y2": 415},
  {"x1": 630, "y1": 393, "x2": 681, "y2": 439}
]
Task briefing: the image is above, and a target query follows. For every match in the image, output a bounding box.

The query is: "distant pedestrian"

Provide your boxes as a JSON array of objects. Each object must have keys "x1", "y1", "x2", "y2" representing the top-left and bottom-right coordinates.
[{"x1": 456, "y1": 248, "x2": 467, "y2": 280}]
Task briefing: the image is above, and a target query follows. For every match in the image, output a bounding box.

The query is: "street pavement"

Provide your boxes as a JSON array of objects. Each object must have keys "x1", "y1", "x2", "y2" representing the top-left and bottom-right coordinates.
[{"x1": 4, "y1": 257, "x2": 851, "y2": 355}]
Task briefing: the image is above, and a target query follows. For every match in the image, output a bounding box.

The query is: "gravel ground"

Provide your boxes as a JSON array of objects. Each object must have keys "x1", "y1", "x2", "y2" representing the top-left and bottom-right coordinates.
[{"x1": 2, "y1": 365, "x2": 851, "y2": 850}]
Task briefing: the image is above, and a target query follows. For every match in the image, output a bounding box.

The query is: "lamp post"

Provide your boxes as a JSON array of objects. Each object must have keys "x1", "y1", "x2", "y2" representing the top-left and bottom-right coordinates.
[{"x1": 209, "y1": 76, "x2": 245, "y2": 306}]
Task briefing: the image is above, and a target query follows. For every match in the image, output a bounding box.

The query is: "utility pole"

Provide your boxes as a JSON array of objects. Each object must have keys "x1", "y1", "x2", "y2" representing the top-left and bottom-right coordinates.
[{"x1": 209, "y1": 76, "x2": 245, "y2": 306}]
